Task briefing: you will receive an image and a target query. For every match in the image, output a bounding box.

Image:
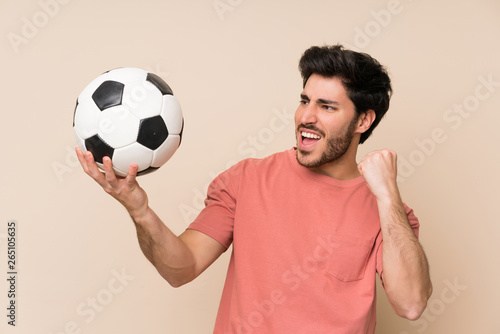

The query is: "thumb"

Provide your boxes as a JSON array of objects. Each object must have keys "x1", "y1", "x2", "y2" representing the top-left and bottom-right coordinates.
[{"x1": 357, "y1": 162, "x2": 364, "y2": 176}]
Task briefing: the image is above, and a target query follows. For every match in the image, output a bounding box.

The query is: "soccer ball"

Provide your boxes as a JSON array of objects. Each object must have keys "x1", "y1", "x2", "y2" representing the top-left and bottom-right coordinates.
[{"x1": 73, "y1": 68, "x2": 184, "y2": 176}]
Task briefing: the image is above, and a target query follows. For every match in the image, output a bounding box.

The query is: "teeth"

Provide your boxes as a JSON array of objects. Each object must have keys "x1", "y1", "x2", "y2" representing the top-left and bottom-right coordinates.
[{"x1": 301, "y1": 131, "x2": 321, "y2": 139}]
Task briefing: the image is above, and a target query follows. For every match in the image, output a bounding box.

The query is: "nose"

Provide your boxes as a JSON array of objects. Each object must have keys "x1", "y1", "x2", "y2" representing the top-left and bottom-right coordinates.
[{"x1": 297, "y1": 103, "x2": 317, "y2": 125}]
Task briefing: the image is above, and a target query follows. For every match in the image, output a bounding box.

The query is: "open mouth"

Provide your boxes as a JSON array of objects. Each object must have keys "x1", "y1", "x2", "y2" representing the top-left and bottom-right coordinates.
[{"x1": 299, "y1": 129, "x2": 322, "y2": 148}]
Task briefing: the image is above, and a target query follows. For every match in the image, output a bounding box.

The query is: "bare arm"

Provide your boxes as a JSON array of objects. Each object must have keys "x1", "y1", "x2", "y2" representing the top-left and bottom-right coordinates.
[
  {"x1": 376, "y1": 191, "x2": 432, "y2": 320},
  {"x1": 76, "y1": 148, "x2": 225, "y2": 287},
  {"x1": 131, "y1": 208, "x2": 225, "y2": 287},
  {"x1": 358, "y1": 149, "x2": 432, "y2": 320}
]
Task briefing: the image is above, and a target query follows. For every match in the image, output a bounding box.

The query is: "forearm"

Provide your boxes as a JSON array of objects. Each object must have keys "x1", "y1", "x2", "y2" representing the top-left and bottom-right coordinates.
[
  {"x1": 378, "y1": 195, "x2": 432, "y2": 320},
  {"x1": 357, "y1": 149, "x2": 432, "y2": 319},
  {"x1": 131, "y1": 207, "x2": 196, "y2": 287},
  {"x1": 77, "y1": 149, "x2": 199, "y2": 287}
]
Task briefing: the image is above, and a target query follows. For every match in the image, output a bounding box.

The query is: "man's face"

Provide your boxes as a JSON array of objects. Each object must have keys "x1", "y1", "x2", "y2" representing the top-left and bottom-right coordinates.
[{"x1": 294, "y1": 74, "x2": 360, "y2": 169}]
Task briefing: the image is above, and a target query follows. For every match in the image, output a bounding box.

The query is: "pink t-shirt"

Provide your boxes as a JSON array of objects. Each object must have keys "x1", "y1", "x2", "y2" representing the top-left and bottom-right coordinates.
[{"x1": 189, "y1": 148, "x2": 420, "y2": 334}]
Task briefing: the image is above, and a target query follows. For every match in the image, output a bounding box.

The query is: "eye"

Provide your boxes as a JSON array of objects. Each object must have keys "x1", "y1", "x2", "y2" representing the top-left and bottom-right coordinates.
[
  {"x1": 299, "y1": 100, "x2": 309, "y2": 106},
  {"x1": 322, "y1": 105, "x2": 337, "y2": 111}
]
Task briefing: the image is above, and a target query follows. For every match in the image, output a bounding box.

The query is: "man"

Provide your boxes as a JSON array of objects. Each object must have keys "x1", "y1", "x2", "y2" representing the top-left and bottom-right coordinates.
[{"x1": 76, "y1": 44, "x2": 432, "y2": 333}]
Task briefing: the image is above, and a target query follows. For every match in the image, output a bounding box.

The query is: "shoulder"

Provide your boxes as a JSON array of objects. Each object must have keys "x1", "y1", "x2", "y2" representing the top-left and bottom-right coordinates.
[
  {"x1": 213, "y1": 149, "x2": 294, "y2": 191},
  {"x1": 225, "y1": 148, "x2": 293, "y2": 174}
]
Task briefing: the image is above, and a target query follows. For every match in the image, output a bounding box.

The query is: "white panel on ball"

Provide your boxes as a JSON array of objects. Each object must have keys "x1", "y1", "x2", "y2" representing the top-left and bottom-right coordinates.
[
  {"x1": 160, "y1": 95, "x2": 183, "y2": 135},
  {"x1": 122, "y1": 80, "x2": 163, "y2": 119},
  {"x1": 112, "y1": 142, "x2": 154, "y2": 176},
  {"x1": 74, "y1": 131, "x2": 86, "y2": 152},
  {"x1": 97, "y1": 105, "x2": 141, "y2": 149},
  {"x1": 151, "y1": 134, "x2": 180, "y2": 167},
  {"x1": 74, "y1": 102, "x2": 101, "y2": 140}
]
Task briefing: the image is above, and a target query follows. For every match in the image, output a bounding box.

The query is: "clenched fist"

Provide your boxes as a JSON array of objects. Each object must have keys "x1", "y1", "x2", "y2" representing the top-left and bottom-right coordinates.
[{"x1": 358, "y1": 149, "x2": 400, "y2": 202}]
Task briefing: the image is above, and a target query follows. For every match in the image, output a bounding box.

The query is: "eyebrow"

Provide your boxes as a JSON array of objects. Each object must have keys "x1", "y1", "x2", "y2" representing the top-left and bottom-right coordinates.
[
  {"x1": 300, "y1": 94, "x2": 339, "y2": 105},
  {"x1": 317, "y1": 98, "x2": 339, "y2": 105}
]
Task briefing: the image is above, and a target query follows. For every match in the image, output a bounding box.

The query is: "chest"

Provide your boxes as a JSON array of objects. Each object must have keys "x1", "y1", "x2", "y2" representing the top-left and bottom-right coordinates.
[{"x1": 233, "y1": 173, "x2": 381, "y2": 255}]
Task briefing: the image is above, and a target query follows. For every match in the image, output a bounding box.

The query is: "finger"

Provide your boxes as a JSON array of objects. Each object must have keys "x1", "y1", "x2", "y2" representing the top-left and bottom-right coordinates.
[
  {"x1": 357, "y1": 163, "x2": 364, "y2": 176},
  {"x1": 391, "y1": 151, "x2": 398, "y2": 165},
  {"x1": 84, "y1": 151, "x2": 107, "y2": 184},
  {"x1": 75, "y1": 147, "x2": 89, "y2": 173},
  {"x1": 102, "y1": 156, "x2": 119, "y2": 185},
  {"x1": 125, "y1": 163, "x2": 139, "y2": 186}
]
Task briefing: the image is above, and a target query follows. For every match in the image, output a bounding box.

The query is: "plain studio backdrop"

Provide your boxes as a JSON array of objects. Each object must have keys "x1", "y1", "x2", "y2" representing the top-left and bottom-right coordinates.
[{"x1": 1, "y1": 0, "x2": 499, "y2": 333}]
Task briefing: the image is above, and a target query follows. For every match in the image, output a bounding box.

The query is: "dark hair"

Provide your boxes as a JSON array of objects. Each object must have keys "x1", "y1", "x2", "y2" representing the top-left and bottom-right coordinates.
[{"x1": 298, "y1": 44, "x2": 392, "y2": 144}]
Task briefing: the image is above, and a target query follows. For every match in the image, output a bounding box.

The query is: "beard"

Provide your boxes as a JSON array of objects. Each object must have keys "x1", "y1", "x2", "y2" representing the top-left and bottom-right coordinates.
[{"x1": 296, "y1": 115, "x2": 359, "y2": 168}]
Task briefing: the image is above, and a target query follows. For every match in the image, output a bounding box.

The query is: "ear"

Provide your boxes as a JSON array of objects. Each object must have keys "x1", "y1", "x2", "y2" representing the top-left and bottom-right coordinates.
[{"x1": 356, "y1": 110, "x2": 376, "y2": 134}]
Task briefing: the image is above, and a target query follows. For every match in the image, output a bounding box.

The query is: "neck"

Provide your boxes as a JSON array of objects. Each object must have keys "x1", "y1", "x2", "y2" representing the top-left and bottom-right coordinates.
[
  {"x1": 310, "y1": 159, "x2": 360, "y2": 180},
  {"x1": 310, "y1": 141, "x2": 361, "y2": 180}
]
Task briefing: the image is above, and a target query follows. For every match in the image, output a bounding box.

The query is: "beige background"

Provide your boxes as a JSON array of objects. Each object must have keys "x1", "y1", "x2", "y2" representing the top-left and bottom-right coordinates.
[{"x1": 1, "y1": 0, "x2": 499, "y2": 333}]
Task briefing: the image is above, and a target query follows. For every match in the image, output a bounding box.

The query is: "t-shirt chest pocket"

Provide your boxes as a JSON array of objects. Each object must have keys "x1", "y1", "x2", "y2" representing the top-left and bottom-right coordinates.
[{"x1": 325, "y1": 236, "x2": 375, "y2": 282}]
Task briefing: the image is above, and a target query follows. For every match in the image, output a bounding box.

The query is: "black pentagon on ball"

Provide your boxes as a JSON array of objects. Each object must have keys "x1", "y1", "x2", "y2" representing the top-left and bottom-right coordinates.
[
  {"x1": 85, "y1": 135, "x2": 114, "y2": 163},
  {"x1": 146, "y1": 73, "x2": 173, "y2": 95},
  {"x1": 137, "y1": 115, "x2": 169, "y2": 150},
  {"x1": 92, "y1": 80, "x2": 125, "y2": 111}
]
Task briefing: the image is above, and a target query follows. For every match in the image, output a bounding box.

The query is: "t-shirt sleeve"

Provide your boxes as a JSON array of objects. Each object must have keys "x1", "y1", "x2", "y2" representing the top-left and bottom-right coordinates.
[
  {"x1": 376, "y1": 203, "x2": 421, "y2": 283},
  {"x1": 187, "y1": 168, "x2": 238, "y2": 249}
]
